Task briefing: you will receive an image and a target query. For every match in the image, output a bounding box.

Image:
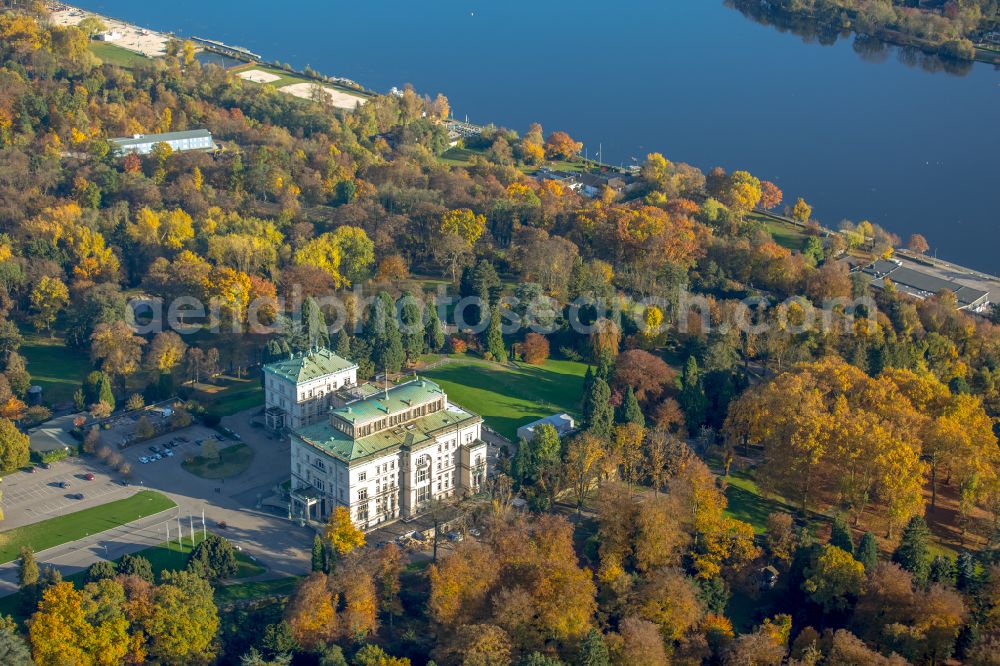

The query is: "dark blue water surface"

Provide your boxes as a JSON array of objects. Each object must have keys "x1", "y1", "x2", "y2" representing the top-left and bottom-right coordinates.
[{"x1": 72, "y1": 0, "x2": 1000, "y2": 272}]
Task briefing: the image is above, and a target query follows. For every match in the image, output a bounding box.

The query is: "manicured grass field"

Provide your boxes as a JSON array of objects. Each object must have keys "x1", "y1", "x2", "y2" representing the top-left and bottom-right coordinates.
[
  {"x1": 214, "y1": 576, "x2": 301, "y2": 605},
  {"x1": 89, "y1": 42, "x2": 150, "y2": 68},
  {"x1": 20, "y1": 333, "x2": 93, "y2": 406},
  {"x1": 748, "y1": 212, "x2": 808, "y2": 252},
  {"x1": 421, "y1": 356, "x2": 588, "y2": 440},
  {"x1": 182, "y1": 443, "x2": 254, "y2": 479},
  {"x1": 0, "y1": 491, "x2": 175, "y2": 563},
  {"x1": 194, "y1": 376, "x2": 264, "y2": 416}
]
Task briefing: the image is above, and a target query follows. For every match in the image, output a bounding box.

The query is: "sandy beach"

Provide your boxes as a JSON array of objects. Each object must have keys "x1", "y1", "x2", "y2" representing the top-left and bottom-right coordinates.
[{"x1": 48, "y1": 2, "x2": 170, "y2": 58}]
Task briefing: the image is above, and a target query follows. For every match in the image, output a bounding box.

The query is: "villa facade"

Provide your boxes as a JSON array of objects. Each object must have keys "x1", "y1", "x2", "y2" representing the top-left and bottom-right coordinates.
[{"x1": 263, "y1": 349, "x2": 487, "y2": 529}]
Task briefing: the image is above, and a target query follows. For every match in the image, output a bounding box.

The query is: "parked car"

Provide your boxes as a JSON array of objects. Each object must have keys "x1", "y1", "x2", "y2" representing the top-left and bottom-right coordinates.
[
  {"x1": 57, "y1": 480, "x2": 69, "y2": 488},
  {"x1": 70, "y1": 493, "x2": 84, "y2": 500},
  {"x1": 139, "y1": 456, "x2": 150, "y2": 464},
  {"x1": 468, "y1": 527, "x2": 482, "y2": 538},
  {"x1": 148, "y1": 446, "x2": 160, "y2": 454},
  {"x1": 152, "y1": 453, "x2": 162, "y2": 461},
  {"x1": 26, "y1": 466, "x2": 36, "y2": 474},
  {"x1": 84, "y1": 473, "x2": 95, "y2": 481},
  {"x1": 447, "y1": 531, "x2": 464, "y2": 542},
  {"x1": 175, "y1": 436, "x2": 188, "y2": 443},
  {"x1": 163, "y1": 449, "x2": 174, "y2": 458}
]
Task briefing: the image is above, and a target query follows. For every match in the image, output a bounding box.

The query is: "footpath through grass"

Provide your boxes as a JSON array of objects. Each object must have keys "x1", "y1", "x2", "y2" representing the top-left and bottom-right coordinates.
[
  {"x1": 421, "y1": 356, "x2": 588, "y2": 440},
  {"x1": 0, "y1": 491, "x2": 175, "y2": 563},
  {"x1": 20, "y1": 333, "x2": 93, "y2": 406}
]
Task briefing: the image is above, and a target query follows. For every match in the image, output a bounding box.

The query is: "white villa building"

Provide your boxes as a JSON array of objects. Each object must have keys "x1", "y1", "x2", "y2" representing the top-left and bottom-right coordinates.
[
  {"x1": 263, "y1": 348, "x2": 358, "y2": 431},
  {"x1": 263, "y1": 349, "x2": 488, "y2": 529}
]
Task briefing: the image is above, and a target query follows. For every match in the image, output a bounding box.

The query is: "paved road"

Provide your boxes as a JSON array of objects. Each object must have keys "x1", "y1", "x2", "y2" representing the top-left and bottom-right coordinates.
[{"x1": 0, "y1": 409, "x2": 313, "y2": 597}]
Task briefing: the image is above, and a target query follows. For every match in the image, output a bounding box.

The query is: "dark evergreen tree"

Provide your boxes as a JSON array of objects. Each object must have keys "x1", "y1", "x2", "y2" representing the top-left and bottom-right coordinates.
[
  {"x1": 459, "y1": 259, "x2": 501, "y2": 327},
  {"x1": 187, "y1": 534, "x2": 238, "y2": 580},
  {"x1": 955, "y1": 551, "x2": 977, "y2": 592},
  {"x1": 893, "y1": 516, "x2": 931, "y2": 584},
  {"x1": 311, "y1": 534, "x2": 325, "y2": 573},
  {"x1": 484, "y1": 305, "x2": 507, "y2": 363},
  {"x1": 301, "y1": 296, "x2": 330, "y2": 349},
  {"x1": 399, "y1": 292, "x2": 424, "y2": 362},
  {"x1": 857, "y1": 532, "x2": 878, "y2": 573},
  {"x1": 85, "y1": 559, "x2": 117, "y2": 583},
  {"x1": 678, "y1": 355, "x2": 708, "y2": 435},
  {"x1": 425, "y1": 298, "x2": 446, "y2": 352},
  {"x1": 97, "y1": 372, "x2": 115, "y2": 410},
  {"x1": 929, "y1": 555, "x2": 956, "y2": 585},
  {"x1": 578, "y1": 628, "x2": 611, "y2": 666},
  {"x1": 118, "y1": 553, "x2": 154, "y2": 582},
  {"x1": 261, "y1": 620, "x2": 297, "y2": 659},
  {"x1": 364, "y1": 292, "x2": 404, "y2": 374},
  {"x1": 582, "y1": 377, "x2": 614, "y2": 439},
  {"x1": 619, "y1": 385, "x2": 645, "y2": 426},
  {"x1": 830, "y1": 515, "x2": 854, "y2": 555},
  {"x1": 334, "y1": 328, "x2": 352, "y2": 358}
]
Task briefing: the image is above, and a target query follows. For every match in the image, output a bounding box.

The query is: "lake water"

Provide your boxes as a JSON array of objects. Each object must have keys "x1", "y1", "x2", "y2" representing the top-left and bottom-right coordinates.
[{"x1": 72, "y1": 0, "x2": 1000, "y2": 273}]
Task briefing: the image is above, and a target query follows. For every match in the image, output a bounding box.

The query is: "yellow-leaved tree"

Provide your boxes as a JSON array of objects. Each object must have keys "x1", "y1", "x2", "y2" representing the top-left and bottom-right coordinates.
[{"x1": 325, "y1": 505, "x2": 365, "y2": 557}]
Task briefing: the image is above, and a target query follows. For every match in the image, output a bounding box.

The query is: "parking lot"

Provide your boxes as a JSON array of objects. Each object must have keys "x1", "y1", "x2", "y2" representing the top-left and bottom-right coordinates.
[
  {"x1": 1, "y1": 409, "x2": 315, "y2": 585},
  {"x1": 1, "y1": 457, "x2": 135, "y2": 531}
]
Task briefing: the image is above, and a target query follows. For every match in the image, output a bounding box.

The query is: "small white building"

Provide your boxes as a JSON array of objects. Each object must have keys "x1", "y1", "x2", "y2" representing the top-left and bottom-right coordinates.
[
  {"x1": 288, "y1": 377, "x2": 487, "y2": 529},
  {"x1": 263, "y1": 349, "x2": 358, "y2": 431},
  {"x1": 96, "y1": 30, "x2": 123, "y2": 42},
  {"x1": 516, "y1": 413, "x2": 576, "y2": 443},
  {"x1": 109, "y1": 129, "x2": 216, "y2": 156}
]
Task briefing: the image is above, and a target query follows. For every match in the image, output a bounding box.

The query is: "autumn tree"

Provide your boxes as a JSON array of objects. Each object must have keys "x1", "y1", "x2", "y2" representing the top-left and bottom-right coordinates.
[
  {"x1": 791, "y1": 198, "x2": 812, "y2": 224},
  {"x1": 90, "y1": 320, "x2": 146, "y2": 397},
  {"x1": 284, "y1": 573, "x2": 338, "y2": 650},
  {"x1": 325, "y1": 506, "x2": 365, "y2": 557},
  {"x1": 520, "y1": 332, "x2": 550, "y2": 365},
  {"x1": 0, "y1": 418, "x2": 29, "y2": 472},
  {"x1": 144, "y1": 569, "x2": 219, "y2": 664},
  {"x1": 29, "y1": 276, "x2": 68, "y2": 334},
  {"x1": 543, "y1": 131, "x2": 583, "y2": 160},
  {"x1": 759, "y1": 180, "x2": 783, "y2": 211},
  {"x1": 802, "y1": 545, "x2": 866, "y2": 613},
  {"x1": 907, "y1": 233, "x2": 929, "y2": 255}
]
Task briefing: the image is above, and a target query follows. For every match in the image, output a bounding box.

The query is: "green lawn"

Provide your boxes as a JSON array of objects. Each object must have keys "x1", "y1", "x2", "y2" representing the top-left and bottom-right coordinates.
[
  {"x1": 421, "y1": 355, "x2": 588, "y2": 440},
  {"x1": 20, "y1": 333, "x2": 93, "y2": 406},
  {"x1": 61, "y1": 532, "x2": 265, "y2": 589},
  {"x1": 748, "y1": 212, "x2": 808, "y2": 252},
  {"x1": 182, "y1": 443, "x2": 254, "y2": 479},
  {"x1": 89, "y1": 42, "x2": 150, "y2": 68},
  {"x1": 214, "y1": 576, "x2": 301, "y2": 605},
  {"x1": 195, "y1": 376, "x2": 264, "y2": 416},
  {"x1": 0, "y1": 491, "x2": 175, "y2": 563}
]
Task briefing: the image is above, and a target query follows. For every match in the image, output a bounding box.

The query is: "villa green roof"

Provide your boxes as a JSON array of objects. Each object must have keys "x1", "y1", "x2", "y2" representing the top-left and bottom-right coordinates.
[
  {"x1": 263, "y1": 349, "x2": 356, "y2": 383},
  {"x1": 293, "y1": 402, "x2": 480, "y2": 463},
  {"x1": 332, "y1": 379, "x2": 447, "y2": 424}
]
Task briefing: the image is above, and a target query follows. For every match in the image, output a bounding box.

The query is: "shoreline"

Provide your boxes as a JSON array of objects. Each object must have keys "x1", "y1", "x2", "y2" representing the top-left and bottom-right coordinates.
[{"x1": 40, "y1": 1, "x2": 999, "y2": 286}]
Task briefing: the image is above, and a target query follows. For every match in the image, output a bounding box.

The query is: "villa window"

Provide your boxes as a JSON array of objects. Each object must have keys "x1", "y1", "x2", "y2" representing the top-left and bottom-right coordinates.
[
  {"x1": 359, "y1": 488, "x2": 368, "y2": 501},
  {"x1": 358, "y1": 472, "x2": 367, "y2": 482},
  {"x1": 417, "y1": 485, "x2": 431, "y2": 503},
  {"x1": 417, "y1": 467, "x2": 429, "y2": 483}
]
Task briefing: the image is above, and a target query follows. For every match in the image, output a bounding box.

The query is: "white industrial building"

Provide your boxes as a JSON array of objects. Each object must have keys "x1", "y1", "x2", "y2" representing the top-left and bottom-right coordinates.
[{"x1": 109, "y1": 129, "x2": 215, "y2": 156}]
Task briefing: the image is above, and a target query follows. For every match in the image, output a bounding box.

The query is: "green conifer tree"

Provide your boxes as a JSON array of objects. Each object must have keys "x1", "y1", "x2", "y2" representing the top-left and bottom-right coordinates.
[{"x1": 620, "y1": 386, "x2": 645, "y2": 426}]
